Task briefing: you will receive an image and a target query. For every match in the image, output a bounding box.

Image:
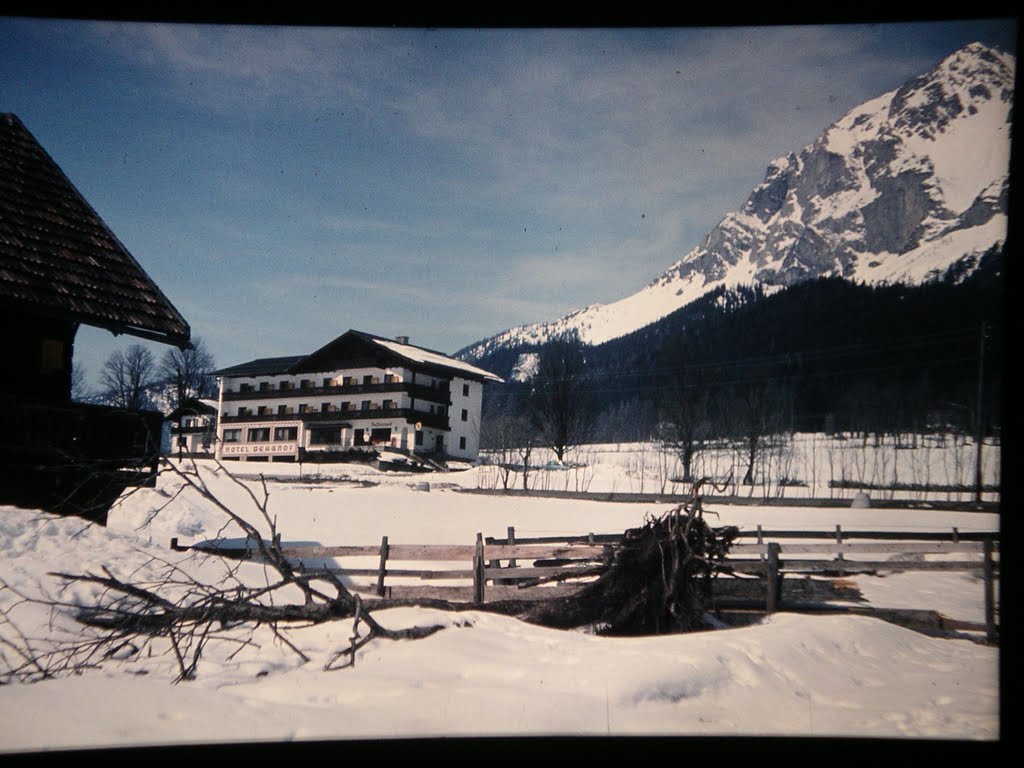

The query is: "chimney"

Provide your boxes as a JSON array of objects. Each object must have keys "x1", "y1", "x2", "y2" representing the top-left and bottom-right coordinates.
[{"x1": 395, "y1": 335, "x2": 410, "y2": 344}]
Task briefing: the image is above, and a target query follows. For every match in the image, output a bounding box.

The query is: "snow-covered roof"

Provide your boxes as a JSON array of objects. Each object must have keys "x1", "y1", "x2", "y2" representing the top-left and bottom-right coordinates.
[{"x1": 369, "y1": 335, "x2": 504, "y2": 383}]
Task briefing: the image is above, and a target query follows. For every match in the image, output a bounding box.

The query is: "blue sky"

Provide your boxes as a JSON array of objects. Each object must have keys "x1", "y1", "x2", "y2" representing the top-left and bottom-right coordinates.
[{"x1": 0, "y1": 17, "x2": 1016, "y2": 389}]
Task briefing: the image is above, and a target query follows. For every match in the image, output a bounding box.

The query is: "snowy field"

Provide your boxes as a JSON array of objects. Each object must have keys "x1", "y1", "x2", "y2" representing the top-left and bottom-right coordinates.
[
  {"x1": 0, "y1": 443, "x2": 1001, "y2": 751},
  {"x1": 476, "y1": 432, "x2": 1001, "y2": 503}
]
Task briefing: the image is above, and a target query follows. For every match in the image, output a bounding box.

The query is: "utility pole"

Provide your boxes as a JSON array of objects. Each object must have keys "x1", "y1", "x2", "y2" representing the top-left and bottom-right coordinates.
[{"x1": 974, "y1": 322, "x2": 986, "y2": 506}]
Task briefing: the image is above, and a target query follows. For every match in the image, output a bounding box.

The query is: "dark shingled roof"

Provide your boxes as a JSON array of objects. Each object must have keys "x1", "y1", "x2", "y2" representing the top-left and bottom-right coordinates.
[
  {"x1": 0, "y1": 113, "x2": 191, "y2": 347},
  {"x1": 213, "y1": 355, "x2": 308, "y2": 378},
  {"x1": 215, "y1": 330, "x2": 503, "y2": 383}
]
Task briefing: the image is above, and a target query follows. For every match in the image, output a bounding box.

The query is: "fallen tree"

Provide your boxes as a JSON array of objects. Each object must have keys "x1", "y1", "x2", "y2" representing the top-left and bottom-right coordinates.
[{"x1": 0, "y1": 461, "x2": 739, "y2": 684}]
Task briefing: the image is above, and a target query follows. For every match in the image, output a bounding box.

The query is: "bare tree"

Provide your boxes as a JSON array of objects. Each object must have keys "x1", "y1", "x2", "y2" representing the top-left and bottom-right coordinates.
[
  {"x1": 659, "y1": 368, "x2": 715, "y2": 483},
  {"x1": 70, "y1": 363, "x2": 93, "y2": 403},
  {"x1": 480, "y1": 395, "x2": 534, "y2": 491},
  {"x1": 100, "y1": 344, "x2": 157, "y2": 410},
  {"x1": 531, "y1": 333, "x2": 590, "y2": 463},
  {"x1": 159, "y1": 337, "x2": 217, "y2": 412},
  {"x1": 724, "y1": 382, "x2": 789, "y2": 487}
]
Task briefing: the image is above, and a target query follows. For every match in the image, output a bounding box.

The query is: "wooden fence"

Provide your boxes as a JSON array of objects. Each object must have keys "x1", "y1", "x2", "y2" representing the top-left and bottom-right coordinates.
[
  {"x1": 170, "y1": 527, "x2": 610, "y2": 603},
  {"x1": 170, "y1": 524, "x2": 999, "y2": 641}
]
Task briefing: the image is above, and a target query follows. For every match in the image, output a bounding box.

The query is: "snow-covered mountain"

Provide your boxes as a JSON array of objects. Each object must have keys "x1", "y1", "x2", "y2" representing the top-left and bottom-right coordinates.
[{"x1": 460, "y1": 42, "x2": 1013, "y2": 362}]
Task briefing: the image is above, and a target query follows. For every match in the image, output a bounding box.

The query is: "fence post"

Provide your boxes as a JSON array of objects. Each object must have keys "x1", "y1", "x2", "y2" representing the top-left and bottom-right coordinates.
[
  {"x1": 983, "y1": 539, "x2": 997, "y2": 643},
  {"x1": 507, "y1": 526, "x2": 517, "y2": 569},
  {"x1": 473, "y1": 533, "x2": 486, "y2": 604},
  {"x1": 952, "y1": 527, "x2": 960, "y2": 543},
  {"x1": 835, "y1": 524, "x2": 845, "y2": 577},
  {"x1": 766, "y1": 542, "x2": 781, "y2": 614},
  {"x1": 757, "y1": 524, "x2": 764, "y2": 562},
  {"x1": 376, "y1": 535, "x2": 390, "y2": 598}
]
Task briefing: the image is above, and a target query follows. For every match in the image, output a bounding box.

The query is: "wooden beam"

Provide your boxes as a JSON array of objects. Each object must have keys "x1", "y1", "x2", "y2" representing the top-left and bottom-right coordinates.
[
  {"x1": 766, "y1": 542, "x2": 781, "y2": 613},
  {"x1": 983, "y1": 539, "x2": 997, "y2": 643},
  {"x1": 376, "y1": 535, "x2": 389, "y2": 597},
  {"x1": 730, "y1": 542, "x2": 991, "y2": 555},
  {"x1": 473, "y1": 533, "x2": 485, "y2": 604},
  {"x1": 481, "y1": 543, "x2": 607, "y2": 560}
]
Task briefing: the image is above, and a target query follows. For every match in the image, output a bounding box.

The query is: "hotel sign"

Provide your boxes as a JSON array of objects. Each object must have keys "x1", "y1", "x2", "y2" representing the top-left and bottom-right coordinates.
[{"x1": 222, "y1": 443, "x2": 297, "y2": 456}]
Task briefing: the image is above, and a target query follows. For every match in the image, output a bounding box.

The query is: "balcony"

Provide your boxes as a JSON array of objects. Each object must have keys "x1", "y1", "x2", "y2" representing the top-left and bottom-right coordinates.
[
  {"x1": 1, "y1": 399, "x2": 162, "y2": 464},
  {"x1": 220, "y1": 407, "x2": 449, "y2": 431},
  {"x1": 0, "y1": 399, "x2": 163, "y2": 522},
  {"x1": 222, "y1": 380, "x2": 450, "y2": 404},
  {"x1": 171, "y1": 423, "x2": 216, "y2": 435}
]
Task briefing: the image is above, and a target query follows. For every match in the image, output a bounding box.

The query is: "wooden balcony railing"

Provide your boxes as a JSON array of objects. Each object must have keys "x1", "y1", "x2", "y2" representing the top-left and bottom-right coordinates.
[
  {"x1": 0, "y1": 399, "x2": 162, "y2": 465},
  {"x1": 222, "y1": 380, "x2": 449, "y2": 403},
  {"x1": 220, "y1": 408, "x2": 449, "y2": 431}
]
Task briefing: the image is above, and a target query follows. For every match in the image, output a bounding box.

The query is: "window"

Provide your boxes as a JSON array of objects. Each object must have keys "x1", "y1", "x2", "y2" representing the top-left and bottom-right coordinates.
[
  {"x1": 248, "y1": 428, "x2": 270, "y2": 442},
  {"x1": 459, "y1": 436, "x2": 467, "y2": 450},
  {"x1": 223, "y1": 429, "x2": 241, "y2": 443},
  {"x1": 342, "y1": 376, "x2": 353, "y2": 386},
  {"x1": 415, "y1": 430, "x2": 424, "y2": 446},
  {"x1": 278, "y1": 405, "x2": 288, "y2": 415},
  {"x1": 238, "y1": 407, "x2": 249, "y2": 417},
  {"x1": 383, "y1": 399, "x2": 396, "y2": 410},
  {"x1": 341, "y1": 401, "x2": 352, "y2": 411},
  {"x1": 321, "y1": 402, "x2": 331, "y2": 413},
  {"x1": 274, "y1": 426, "x2": 297, "y2": 441},
  {"x1": 363, "y1": 375, "x2": 373, "y2": 386},
  {"x1": 240, "y1": 383, "x2": 253, "y2": 393},
  {"x1": 40, "y1": 338, "x2": 64, "y2": 372},
  {"x1": 309, "y1": 427, "x2": 341, "y2": 445},
  {"x1": 259, "y1": 382, "x2": 271, "y2": 391},
  {"x1": 279, "y1": 381, "x2": 291, "y2": 391},
  {"x1": 257, "y1": 406, "x2": 270, "y2": 415},
  {"x1": 461, "y1": 409, "x2": 468, "y2": 422},
  {"x1": 370, "y1": 427, "x2": 392, "y2": 445},
  {"x1": 300, "y1": 379, "x2": 312, "y2": 390},
  {"x1": 463, "y1": 384, "x2": 469, "y2": 397},
  {"x1": 323, "y1": 378, "x2": 332, "y2": 388},
  {"x1": 361, "y1": 400, "x2": 370, "y2": 411},
  {"x1": 298, "y1": 404, "x2": 309, "y2": 414}
]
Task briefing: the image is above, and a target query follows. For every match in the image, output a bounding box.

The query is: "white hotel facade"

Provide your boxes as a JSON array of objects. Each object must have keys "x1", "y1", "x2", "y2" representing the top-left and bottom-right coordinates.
[{"x1": 214, "y1": 330, "x2": 503, "y2": 464}]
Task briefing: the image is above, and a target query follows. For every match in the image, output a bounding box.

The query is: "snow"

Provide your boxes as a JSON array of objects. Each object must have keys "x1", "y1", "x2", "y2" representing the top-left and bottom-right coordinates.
[
  {"x1": 373, "y1": 337, "x2": 504, "y2": 382},
  {"x1": 852, "y1": 214, "x2": 1007, "y2": 284},
  {"x1": 510, "y1": 351, "x2": 539, "y2": 382},
  {"x1": 901, "y1": 94, "x2": 1011, "y2": 214},
  {"x1": 0, "y1": 438, "x2": 1000, "y2": 750},
  {"x1": 825, "y1": 91, "x2": 897, "y2": 155}
]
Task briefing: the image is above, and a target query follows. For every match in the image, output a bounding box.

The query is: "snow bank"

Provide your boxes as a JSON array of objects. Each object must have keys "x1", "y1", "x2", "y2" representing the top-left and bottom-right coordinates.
[{"x1": 0, "y1": 455, "x2": 1000, "y2": 750}]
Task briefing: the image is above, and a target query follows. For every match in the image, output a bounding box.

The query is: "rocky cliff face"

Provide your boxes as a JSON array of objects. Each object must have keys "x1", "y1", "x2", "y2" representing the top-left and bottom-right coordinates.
[{"x1": 460, "y1": 42, "x2": 1013, "y2": 362}]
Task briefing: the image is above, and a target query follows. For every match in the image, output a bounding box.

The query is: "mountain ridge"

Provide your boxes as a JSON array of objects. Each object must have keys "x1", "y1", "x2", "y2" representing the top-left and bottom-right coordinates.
[{"x1": 458, "y1": 41, "x2": 1013, "y2": 364}]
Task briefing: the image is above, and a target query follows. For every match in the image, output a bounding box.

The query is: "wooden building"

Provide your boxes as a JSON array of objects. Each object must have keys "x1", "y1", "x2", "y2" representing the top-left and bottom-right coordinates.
[
  {"x1": 214, "y1": 330, "x2": 502, "y2": 464},
  {"x1": 0, "y1": 113, "x2": 191, "y2": 522}
]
